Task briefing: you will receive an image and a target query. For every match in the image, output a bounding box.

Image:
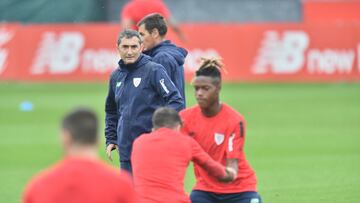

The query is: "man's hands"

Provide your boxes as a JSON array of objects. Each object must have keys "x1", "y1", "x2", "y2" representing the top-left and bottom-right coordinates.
[
  {"x1": 218, "y1": 158, "x2": 239, "y2": 183},
  {"x1": 219, "y1": 167, "x2": 237, "y2": 183},
  {"x1": 106, "y1": 144, "x2": 118, "y2": 161}
]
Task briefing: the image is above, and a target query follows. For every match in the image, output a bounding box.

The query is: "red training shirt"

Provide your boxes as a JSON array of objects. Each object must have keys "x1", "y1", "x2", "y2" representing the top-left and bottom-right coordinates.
[
  {"x1": 131, "y1": 127, "x2": 227, "y2": 203},
  {"x1": 180, "y1": 103, "x2": 257, "y2": 193},
  {"x1": 121, "y1": 0, "x2": 170, "y2": 30},
  {"x1": 23, "y1": 157, "x2": 136, "y2": 203}
]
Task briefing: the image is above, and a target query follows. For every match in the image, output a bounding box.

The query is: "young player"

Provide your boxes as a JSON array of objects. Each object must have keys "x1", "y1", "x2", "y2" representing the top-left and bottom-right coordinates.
[
  {"x1": 180, "y1": 58, "x2": 262, "y2": 203},
  {"x1": 131, "y1": 107, "x2": 236, "y2": 203}
]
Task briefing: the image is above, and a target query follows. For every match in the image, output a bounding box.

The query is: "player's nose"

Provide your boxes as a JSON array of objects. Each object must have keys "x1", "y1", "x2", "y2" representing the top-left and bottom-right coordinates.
[{"x1": 196, "y1": 90, "x2": 204, "y2": 98}]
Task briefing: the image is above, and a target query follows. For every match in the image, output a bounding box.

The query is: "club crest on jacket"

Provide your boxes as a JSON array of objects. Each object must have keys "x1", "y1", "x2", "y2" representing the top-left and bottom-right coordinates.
[{"x1": 133, "y1": 78, "x2": 141, "y2": 87}]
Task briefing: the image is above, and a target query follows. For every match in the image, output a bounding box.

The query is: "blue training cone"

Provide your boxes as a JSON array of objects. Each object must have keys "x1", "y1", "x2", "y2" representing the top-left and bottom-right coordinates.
[{"x1": 20, "y1": 101, "x2": 34, "y2": 112}]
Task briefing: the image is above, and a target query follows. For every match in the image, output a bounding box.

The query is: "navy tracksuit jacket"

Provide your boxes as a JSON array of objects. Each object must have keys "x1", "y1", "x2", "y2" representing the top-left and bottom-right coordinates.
[
  {"x1": 143, "y1": 40, "x2": 187, "y2": 101},
  {"x1": 105, "y1": 54, "x2": 185, "y2": 163}
]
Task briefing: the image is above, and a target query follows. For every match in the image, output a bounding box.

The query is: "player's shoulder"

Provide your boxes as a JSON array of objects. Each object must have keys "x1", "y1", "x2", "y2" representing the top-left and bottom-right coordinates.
[
  {"x1": 133, "y1": 132, "x2": 152, "y2": 145},
  {"x1": 101, "y1": 162, "x2": 132, "y2": 181},
  {"x1": 153, "y1": 51, "x2": 172, "y2": 59},
  {"x1": 24, "y1": 161, "x2": 63, "y2": 191},
  {"x1": 109, "y1": 67, "x2": 122, "y2": 79},
  {"x1": 153, "y1": 52, "x2": 176, "y2": 65},
  {"x1": 110, "y1": 67, "x2": 119, "y2": 76},
  {"x1": 221, "y1": 103, "x2": 246, "y2": 122},
  {"x1": 92, "y1": 161, "x2": 133, "y2": 189},
  {"x1": 176, "y1": 131, "x2": 199, "y2": 148},
  {"x1": 180, "y1": 105, "x2": 200, "y2": 118},
  {"x1": 146, "y1": 59, "x2": 166, "y2": 73}
]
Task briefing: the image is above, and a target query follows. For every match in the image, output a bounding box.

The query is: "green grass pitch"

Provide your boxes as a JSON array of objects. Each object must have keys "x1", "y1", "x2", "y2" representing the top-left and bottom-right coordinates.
[{"x1": 0, "y1": 82, "x2": 359, "y2": 203}]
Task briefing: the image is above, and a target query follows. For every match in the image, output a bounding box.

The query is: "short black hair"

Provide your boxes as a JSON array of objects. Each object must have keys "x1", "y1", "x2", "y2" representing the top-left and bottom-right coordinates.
[
  {"x1": 152, "y1": 107, "x2": 181, "y2": 129},
  {"x1": 117, "y1": 29, "x2": 142, "y2": 46},
  {"x1": 195, "y1": 58, "x2": 222, "y2": 84},
  {"x1": 137, "y1": 13, "x2": 168, "y2": 37},
  {"x1": 61, "y1": 107, "x2": 98, "y2": 145}
]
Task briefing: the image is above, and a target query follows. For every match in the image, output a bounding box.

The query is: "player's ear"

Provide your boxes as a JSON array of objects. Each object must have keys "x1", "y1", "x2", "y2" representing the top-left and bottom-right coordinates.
[
  {"x1": 116, "y1": 43, "x2": 122, "y2": 56},
  {"x1": 60, "y1": 129, "x2": 71, "y2": 149},
  {"x1": 151, "y1": 28, "x2": 159, "y2": 38}
]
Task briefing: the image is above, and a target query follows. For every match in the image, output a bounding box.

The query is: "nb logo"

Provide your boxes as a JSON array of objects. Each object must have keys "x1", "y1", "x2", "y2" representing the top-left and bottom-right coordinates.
[
  {"x1": 0, "y1": 27, "x2": 14, "y2": 74},
  {"x1": 252, "y1": 30, "x2": 309, "y2": 74},
  {"x1": 31, "y1": 32, "x2": 84, "y2": 75}
]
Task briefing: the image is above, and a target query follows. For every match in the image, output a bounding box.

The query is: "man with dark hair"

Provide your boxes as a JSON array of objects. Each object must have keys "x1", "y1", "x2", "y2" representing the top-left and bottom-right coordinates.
[
  {"x1": 105, "y1": 29, "x2": 185, "y2": 173},
  {"x1": 120, "y1": 0, "x2": 185, "y2": 40},
  {"x1": 137, "y1": 13, "x2": 187, "y2": 101},
  {"x1": 61, "y1": 108, "x2": 98, "y2": 145},
  {"x1": 180, "y1": 58, "x2": 262, "y2": 203},
  {"x1": 23, "y1": 107, "x2": 136, "y2": 203},
  {"x1": 131, "y1": 107, "x2": 236, "y2": 203}
]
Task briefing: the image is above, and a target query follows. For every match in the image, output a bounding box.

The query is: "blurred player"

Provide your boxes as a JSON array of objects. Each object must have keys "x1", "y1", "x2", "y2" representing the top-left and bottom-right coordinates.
[
  {"x1": 138, "y1": 13, "x2": 187, "y2": 101},
  {"x1": 120, "y1": 0, "x2": 185, "y2": 41},
  {"x1": 23, "y1": 107, "x2": 136, "y2": 203},
  {"x1": 180, "y1": 58, "x2": 262, "y2": 203},
  {"x1": 105, "y1": 29, "x2": 184, "y2": 173},
  {"x1": 131, "y1": 107, "x2": 236, "y2": 203}
]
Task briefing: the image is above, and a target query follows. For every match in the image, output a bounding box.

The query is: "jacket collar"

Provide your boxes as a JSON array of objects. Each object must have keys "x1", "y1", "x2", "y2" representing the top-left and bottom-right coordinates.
[
  {"x1": 118, "y1": 54, "x2": 150, "y2": 71},
  {"x1": 143, "y1": 40, "x2": 170, "y2": 56}
]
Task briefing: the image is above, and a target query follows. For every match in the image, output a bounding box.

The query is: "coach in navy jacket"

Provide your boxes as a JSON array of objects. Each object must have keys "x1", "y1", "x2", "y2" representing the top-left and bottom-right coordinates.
[
  {"x1": 138, "y1": 13, "x2": 187, "y2": 101},
  {"x1": 105, "y1": 30, "x2": 184, "y2": 173}
]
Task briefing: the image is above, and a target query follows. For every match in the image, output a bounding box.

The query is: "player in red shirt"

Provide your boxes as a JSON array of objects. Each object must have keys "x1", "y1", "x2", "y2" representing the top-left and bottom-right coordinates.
[
  {"x1": 23, "y1": 108, "x2": 136, "y2": 203},
  {"x1": 121, "y1": 0, "x2": 185, "y2": 41},
  {"x1": 131, "y1": 107, "x2": 236, "y2": 203},
  {"x1": 180, "y1": 58, "x2": 262, "y2": 203}
]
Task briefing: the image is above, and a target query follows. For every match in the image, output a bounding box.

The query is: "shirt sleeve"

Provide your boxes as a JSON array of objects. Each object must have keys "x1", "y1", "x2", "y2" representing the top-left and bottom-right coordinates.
[
  {"x1": 105, "y1": 73, "x2": 118, "y2": 146},
  {"x1": 190, "y1": 138, "x2": 227, "y2": 179},
  {"x1": 151, "y1": 65, "x2": 185, "y2": 111},
  {"x1": 226, "y1": 120, "x2": 246, "y2": 159}
]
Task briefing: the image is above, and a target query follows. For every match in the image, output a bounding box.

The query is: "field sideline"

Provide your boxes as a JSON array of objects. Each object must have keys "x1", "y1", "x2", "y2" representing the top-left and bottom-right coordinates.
[{"x1": 0, "y1": 82, "x2": 359, "y2": 203}]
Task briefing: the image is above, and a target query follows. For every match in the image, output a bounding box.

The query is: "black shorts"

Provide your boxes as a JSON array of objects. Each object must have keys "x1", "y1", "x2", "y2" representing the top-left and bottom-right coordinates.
[{"x1": 190, "y1": 190, "x2": 262, "y2": 203}]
